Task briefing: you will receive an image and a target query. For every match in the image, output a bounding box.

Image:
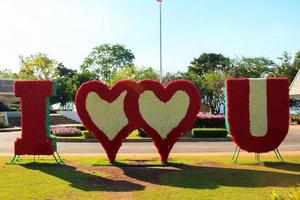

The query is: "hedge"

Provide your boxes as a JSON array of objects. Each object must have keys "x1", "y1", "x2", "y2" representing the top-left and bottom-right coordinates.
[
  {"x1": 192, "y1": 128, "x2": 228, "y2": 138},
  {"x1": 290, "y1": 114, "x2": 300, "y2": 124},
  {"x1": 81, "y1": 130, "x2": 94, "y2": 138}
]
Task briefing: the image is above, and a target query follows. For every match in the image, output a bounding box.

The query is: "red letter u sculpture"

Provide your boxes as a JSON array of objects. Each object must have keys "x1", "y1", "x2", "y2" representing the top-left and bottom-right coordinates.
[{"x1": 225, "y1": 78, "x2": 289, "y2": 155}]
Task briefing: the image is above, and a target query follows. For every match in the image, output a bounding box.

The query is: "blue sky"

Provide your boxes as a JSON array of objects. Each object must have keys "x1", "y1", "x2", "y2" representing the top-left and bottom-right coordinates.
[{"x1": 0, "y1": 0, "x2": 299, "y2": 73}]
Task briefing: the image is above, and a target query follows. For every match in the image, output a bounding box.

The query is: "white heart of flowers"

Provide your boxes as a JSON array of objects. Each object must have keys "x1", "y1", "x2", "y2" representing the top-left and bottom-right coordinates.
[
  {"x1": 138, "y1": 90, "x2": 190, "y2": 139},
  {"x1": 85, "y1": 91, "x2": 128, "y2": 140}
]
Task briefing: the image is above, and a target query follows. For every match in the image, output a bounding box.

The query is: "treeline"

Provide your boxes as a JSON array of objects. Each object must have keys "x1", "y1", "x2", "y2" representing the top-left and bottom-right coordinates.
[{"x1": 0, "y1": 43, "x2": 299, "y2": 113}]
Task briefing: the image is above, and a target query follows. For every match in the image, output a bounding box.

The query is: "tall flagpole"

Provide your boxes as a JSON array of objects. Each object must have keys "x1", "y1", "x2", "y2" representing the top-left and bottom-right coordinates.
[{"x1": 159, "y1": 1, "x2": 163, "y2": 83}]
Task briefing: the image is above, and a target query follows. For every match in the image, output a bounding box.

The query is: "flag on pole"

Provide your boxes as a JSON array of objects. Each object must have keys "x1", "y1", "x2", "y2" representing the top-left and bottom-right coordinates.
[{"x1": 157, "y1": 0, "x2": 162, "y2": 3}]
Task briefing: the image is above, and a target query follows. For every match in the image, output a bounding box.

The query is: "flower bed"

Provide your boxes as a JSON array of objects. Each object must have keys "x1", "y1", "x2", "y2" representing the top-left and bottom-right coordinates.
[
  {"x1": 51, "y1": 127, "x2": 82, "y2": 137},
  {"x1": 193, "y1": 112, "x2": 225, "y2": 128}
]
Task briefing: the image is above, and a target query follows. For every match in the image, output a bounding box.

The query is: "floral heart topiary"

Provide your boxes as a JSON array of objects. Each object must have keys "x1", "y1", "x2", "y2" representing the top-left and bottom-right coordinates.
[
  {"x1": 133, "y1": 80, "x2": 201, "y2": 163},
  {"x1": 75, "y1": 80, "x2": 141, "y2": 163}
]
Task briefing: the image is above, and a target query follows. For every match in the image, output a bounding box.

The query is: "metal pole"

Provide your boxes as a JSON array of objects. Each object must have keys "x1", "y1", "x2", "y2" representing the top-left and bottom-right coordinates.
[{"x1": 159, "y1": 2, "x2": 163, "y2": 83}]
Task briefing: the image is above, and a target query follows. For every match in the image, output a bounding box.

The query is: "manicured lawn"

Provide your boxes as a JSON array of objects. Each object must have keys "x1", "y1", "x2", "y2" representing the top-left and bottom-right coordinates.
[{"x1": 0, "y1": 153, "x2": 299, "y2": 200}]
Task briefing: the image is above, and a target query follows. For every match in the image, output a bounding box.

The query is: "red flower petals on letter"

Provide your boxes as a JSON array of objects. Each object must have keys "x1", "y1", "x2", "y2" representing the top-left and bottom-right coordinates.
[
  {"x1": 226, "y1": 78, "x2": 289, "y2": 153},
  {"x1": 14, "y1": 80, "x2": 54, "y2": 155}
]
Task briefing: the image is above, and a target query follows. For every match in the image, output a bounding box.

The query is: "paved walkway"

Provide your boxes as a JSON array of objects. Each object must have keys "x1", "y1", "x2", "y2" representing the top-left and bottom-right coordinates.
[{"x1": 0, "y1": 129, "x2": 299, "y2": 154}]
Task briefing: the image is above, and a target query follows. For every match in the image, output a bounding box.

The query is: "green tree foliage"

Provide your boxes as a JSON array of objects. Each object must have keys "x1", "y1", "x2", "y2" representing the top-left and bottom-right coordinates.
[
  {"x1": 271, "y1": 51, "x2": 300, "y2": 83},
  {"x1": 52, "y1": 64, "x2": 78, "y2": 109},
  {"x1": 200, "y1": 73, "x2": 227, "y2": 114},
  {"x1": 0, "y1": 69, "x2": 19, "y2": 79},
  {"x1": 53, "y1": 65, "x2": 97, "y2": 109},
  {"x1": 188, "y1": 53, "x2": 231, "y2": 75},
  {"x1": 74, "y1": 70, "x2": 97, "y2": 87},
  {"x1": 55, "y1": 63, "x2": 77, "y2": 78},
  {"x1": 293, "y1": 51, "x2": 300, "y2": 71},
  {"x1": 54, "y1": 77, "x2": 76, "y2": 110},
  {"x1": 188, "y1": 53, "x2": 231, "y2": 113},
  {"x1": 134, "y1": 66, "x2": 159, "y2": 81},
  {"x1": 162, "y1": 71, "x2": 192, "y2": 84},
  {"x1": 231, "y1": 56, "x2": 275, "y2": 78},
  {"x1": 19, "y1": 53, "x2": 58, "y2": 79},
  {"x1": 81, "y1": 44, "x2": 135, "y2": 83},
  {"x1": 110, "y1": 66, "x2": 159, "y2": 85}
]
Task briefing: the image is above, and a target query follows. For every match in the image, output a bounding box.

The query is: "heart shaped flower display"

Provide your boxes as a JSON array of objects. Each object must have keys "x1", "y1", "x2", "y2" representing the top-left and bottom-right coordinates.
[
  {"x1": 76, "y1": 79, "x2": 200, "y2": 163},
  {"x1": 133, "y1": 80, "x2": 200, "y2": 163},
  {"x1": 75, "y1": 80, "x2": 140, "y2": 163}
]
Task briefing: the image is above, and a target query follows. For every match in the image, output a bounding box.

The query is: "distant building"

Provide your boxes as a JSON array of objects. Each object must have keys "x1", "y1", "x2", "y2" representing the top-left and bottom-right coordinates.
[
  {"x1": 0, "y1": 79, "x2": 19, "y2": 106},
  {"x1": 290, "y1": 70, "x2": 300, "y2": 99}
]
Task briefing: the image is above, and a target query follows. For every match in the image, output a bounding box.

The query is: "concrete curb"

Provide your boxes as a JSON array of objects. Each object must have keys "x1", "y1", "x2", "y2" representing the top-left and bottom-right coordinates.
[{"x1": 0, "y1": 127, "x2": 21, "y2": 132}]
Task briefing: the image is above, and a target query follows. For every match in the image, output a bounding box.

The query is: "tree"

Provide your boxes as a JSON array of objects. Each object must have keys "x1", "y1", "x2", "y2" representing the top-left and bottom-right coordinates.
[
  {"x1": 231, "y1": 56, "x2": 275, "y2": 78},
  {"x1": 200, "y1": 72, "x2": 227, "y2": 114},
  {"x1": 55, "y1": 63, "x2": 77, "y2": 78},
  {"x1": 74, "y1": 70, "x2": 98, "y2": 87},
  {"x1": 134, "y1": 67, "x2": 159, "y2": 81},
  {"x1": 187, "y1": 53, "x2": 231, "y2": 114},
  {"x1": 293, "y1": 51, "x2": 300, "y2": 71},
  {"x1": 110, "y1": 66, "x2": 159, "y2": 85},
  {"x1": 19, "y1": 53, "x2": 58, "y2": 79},
  {"x1": 0, "y1": 69, "x2": 19, "y2": 79},
  {"x1": 188, "y1": 53, "x2": 231, "y2": 76},
  {"x1": 270, "y1": 51, "x2": 300, "y2": 83},
  {"x1": 81, "y1": 44, "x2": 135, "y2": 83},
  {"x1": 52, "y1": 64, "x2": 78, "y2": 109},
  {"x1": 52, "y1": 65, "x2": 98, "y2": 109},
  {"x1": 54, "y1": 77, "x2": 76, "y2": 110},
  {"x1": 162, "y1": 71, "x2": 192, "y2": 84}
]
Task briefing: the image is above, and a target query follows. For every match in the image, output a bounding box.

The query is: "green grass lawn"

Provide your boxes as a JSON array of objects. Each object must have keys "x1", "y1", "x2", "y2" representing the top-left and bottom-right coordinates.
[{"x1": 1, "y1": 153, "x2": 299, "y2": 200}]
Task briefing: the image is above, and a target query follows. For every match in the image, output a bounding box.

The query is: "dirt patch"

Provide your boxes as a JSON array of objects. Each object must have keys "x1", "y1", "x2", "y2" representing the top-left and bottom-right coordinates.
[
  {"x1": 63, "y1": 160, "x2": 185, "y2": 200},
  {"x1": 66, "y1": 160, "x2": 181, "y2": 186}
]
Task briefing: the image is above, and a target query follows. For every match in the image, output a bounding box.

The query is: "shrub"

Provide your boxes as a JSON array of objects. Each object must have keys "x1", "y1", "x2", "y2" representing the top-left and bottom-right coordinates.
[
  {"x1": 192, "y1": 128, "x2": 228, "y2": 138},
  {"x1": 0, "y1": 102, "x2": 10, "y2": 112},
  {"x1": 290, "y1": 114, "x2": 300, "y2": 125},
  {"x1": 137, "y1": 129, "x2": 149, "y2": 137},
  {"x1": 50, "y1": 127, "x2": 82, "y2": 137},
  {"x1": 193, "y1": 112, "x2": 225, "y2": 128},
  {"x1": 0, "y1": 112, "x2": 8, "y2": 128},
  {"x1": 9, "y1": 103, "x2": 20, "y2": 111},
  {"x1": 82, "y1": 130, "x2": 94, "y2": 138},
  {"x1": 0, "y1": 121, "x2": 8, "y2": 128}
]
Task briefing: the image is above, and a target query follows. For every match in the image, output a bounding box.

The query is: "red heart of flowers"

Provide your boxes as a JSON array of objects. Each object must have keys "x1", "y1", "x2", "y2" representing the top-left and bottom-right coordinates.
[
  {"x1": 132, "y1": 80, "x2": 201, "y2": 163},
  {"x1": 75, "y1": 80, "x2": 141, "y2": 163}
]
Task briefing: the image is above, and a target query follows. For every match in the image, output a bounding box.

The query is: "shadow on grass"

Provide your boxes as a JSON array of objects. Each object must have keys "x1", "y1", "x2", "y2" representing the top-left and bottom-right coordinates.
[
  {"x1": 117, "y1": 163, "x2": 300, "y2": 189},
  {"x1": 264, "y1": 162, "x2": 300, "y2": 172},
  {"x1": 20, "y1": 163, "x2": 144, "y2": 192},
  {"x1": 19, "y1": 161, "x2": 300, "y2": 191}
]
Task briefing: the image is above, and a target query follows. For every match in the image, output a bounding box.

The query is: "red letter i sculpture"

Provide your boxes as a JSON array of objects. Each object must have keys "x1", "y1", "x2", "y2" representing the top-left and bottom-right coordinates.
[{"x1": 12, "y1": 80, "x2": 61, "y2": 163}]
